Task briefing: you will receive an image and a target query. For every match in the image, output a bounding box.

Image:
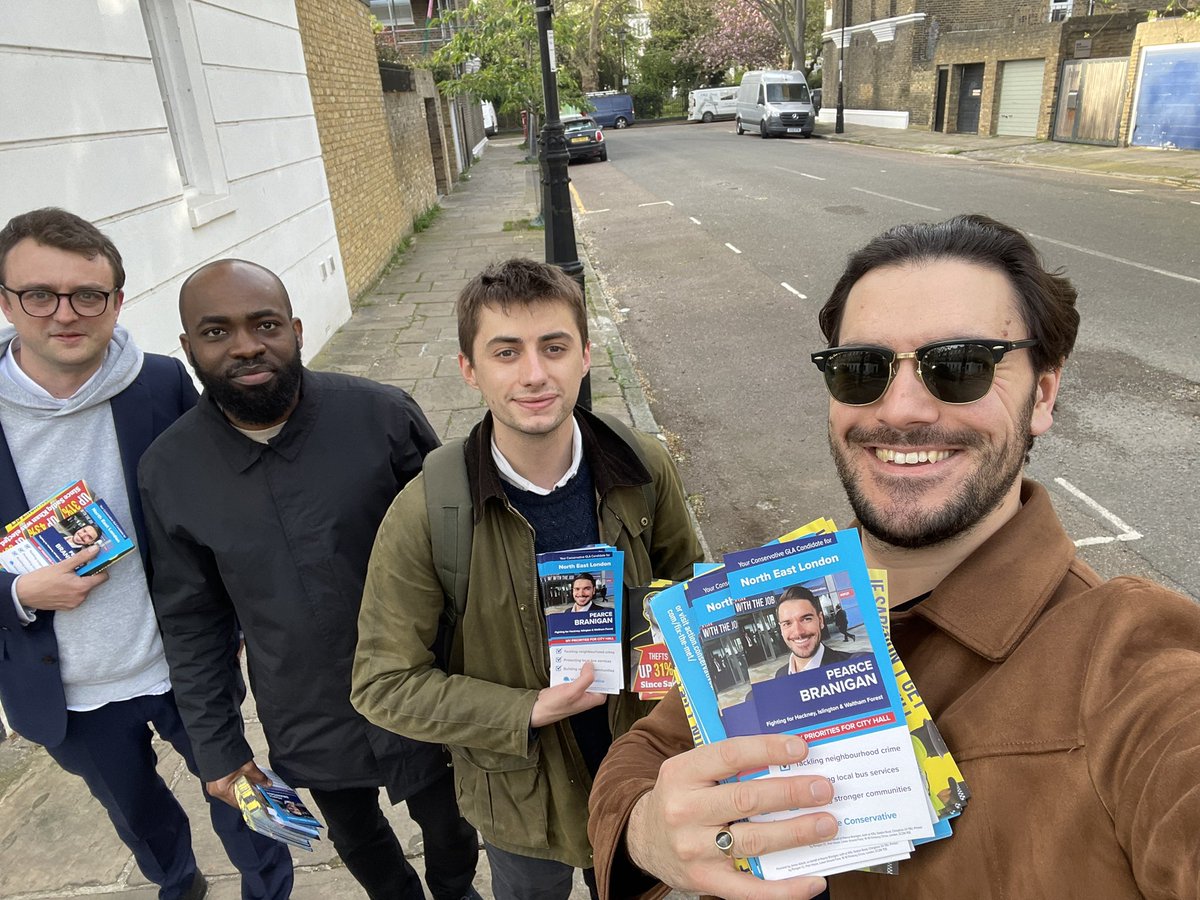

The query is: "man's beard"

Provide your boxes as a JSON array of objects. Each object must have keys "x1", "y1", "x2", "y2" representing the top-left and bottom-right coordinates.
[
  {"x1": 196, "y1": 350, "x2": 304, "y2": 427},
  {"x1": 830, "y1": 392, "x2": 1035, "y2": 550}
]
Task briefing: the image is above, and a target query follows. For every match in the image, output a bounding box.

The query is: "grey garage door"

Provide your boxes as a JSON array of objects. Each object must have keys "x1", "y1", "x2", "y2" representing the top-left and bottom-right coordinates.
[
  {"x1": 997, "y1": 59, "x2": 1046, "y2": 137},
  {"x1": 1131, "y1": 43, "x2": 1200, "y2": 150}
]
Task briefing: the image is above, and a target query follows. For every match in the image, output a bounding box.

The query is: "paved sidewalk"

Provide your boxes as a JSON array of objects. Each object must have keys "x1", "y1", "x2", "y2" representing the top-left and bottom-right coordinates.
[
  {"x1": 814, "y1": 119, "x2": 1200, "y2": 188},
  {"x1": 0, "y1": 137, "x2": 624, "y2": 900}
]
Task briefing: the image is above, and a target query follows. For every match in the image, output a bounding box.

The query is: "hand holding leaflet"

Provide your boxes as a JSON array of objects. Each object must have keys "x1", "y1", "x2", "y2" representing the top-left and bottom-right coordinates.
[
  {"x1": 531, "y1": 661, "x2": 605, "y2": 727},
  {"x1": 625, "y1": 733, "x2": 835, "y2": 900},
  {"x1": 11, "y1": 545, "x2": 105, "y2": 611}
]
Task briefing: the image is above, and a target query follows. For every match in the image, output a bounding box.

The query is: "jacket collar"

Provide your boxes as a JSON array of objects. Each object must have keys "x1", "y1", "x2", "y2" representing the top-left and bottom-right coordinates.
[
  {"x1": 900, "y1": 479, "x2": 1076, "y2": 663},
  {"x1": 465, "y1": 407, "x2": 651, "y2": 523},
  {"x1": 196, "y1": 368, "x2": 316, "y2": 473}
]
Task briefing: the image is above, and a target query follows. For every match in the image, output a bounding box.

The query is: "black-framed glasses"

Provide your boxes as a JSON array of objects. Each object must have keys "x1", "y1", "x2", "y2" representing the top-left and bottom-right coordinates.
[
  {"x1": 0, "y1": 284, "x2": 115, "y2": 318},
  {"x1": 810, "y1": 339, "x2": 1038, "y2": 405}
]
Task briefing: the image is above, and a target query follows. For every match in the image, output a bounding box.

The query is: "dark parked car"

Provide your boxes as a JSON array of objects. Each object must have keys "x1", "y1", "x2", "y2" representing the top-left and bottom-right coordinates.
[{"x1": 564, "y1": 116, "x2": 607, "y2": 163}]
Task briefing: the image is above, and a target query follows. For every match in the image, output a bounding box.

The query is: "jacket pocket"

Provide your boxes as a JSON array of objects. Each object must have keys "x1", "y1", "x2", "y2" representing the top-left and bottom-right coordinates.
[{"x1": 447, "y1": 742, "x2": 550, "y2": 850}]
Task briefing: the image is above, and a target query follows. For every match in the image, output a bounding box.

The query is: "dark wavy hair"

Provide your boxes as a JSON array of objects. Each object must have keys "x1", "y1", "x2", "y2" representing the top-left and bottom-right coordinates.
[
  {"x1": 456, "y1": 257, "x2": 587, "y2": 363},
  {"x1": 818, "y1": 214, "x2": 1079, "y2": 373}
]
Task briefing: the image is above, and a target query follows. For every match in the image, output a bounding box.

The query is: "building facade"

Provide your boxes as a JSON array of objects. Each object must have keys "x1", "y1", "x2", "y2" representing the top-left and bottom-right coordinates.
[
  {"x1": 819, "y1": 0, "x2": 1190, "y2": 145},
  {"x1": 0, "y1": 0, "x2": 351, "y2": 361}
]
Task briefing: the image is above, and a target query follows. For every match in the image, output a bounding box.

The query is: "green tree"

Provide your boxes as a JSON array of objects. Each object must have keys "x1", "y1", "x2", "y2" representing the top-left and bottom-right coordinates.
[
  {"x1": 560, "y1": 0, "x2": 640, "y2": 92},
  {"x1": 640, "y1": 0, "x2": 718, "y2": 113},
  {"x1": 430, "y1": 0, "x2": 585, "y2": 117},
  {"x1": 740, "y1": 0, "x2": 826, "y2": 73}
]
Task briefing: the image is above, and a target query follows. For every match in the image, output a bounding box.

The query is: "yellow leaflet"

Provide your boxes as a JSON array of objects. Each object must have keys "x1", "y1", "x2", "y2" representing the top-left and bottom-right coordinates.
[{"x1": 870, "y1": 570, "x2": 969, "y2": 817}]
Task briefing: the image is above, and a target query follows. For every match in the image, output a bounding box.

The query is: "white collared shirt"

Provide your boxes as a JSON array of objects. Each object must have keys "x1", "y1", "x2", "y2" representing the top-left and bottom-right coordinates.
[
  {"x1": 788, "y1": 642, "x2": 826, "y2": 674},
  {"x1": 491, "y1": 419, "x2": 583, "y2": 495}
]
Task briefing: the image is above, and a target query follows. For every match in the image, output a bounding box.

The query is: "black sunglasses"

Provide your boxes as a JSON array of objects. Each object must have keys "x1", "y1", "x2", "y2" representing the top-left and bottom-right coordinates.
[{"x1": 810, "y1": 339, "x2": 1038, "y2": 405}]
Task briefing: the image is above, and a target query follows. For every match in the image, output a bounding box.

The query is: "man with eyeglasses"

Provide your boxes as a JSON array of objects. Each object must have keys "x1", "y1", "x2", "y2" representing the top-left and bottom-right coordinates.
[
  {"x1": 587, "y1": 214, "x2": 1200, "y2": 900},
  {"x1": 0, "y1": 208, "x2": 292, "y2": 900}
]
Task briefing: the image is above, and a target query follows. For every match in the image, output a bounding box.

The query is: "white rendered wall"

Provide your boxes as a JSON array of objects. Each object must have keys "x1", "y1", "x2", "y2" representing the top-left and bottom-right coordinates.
[{"x1": 0, "y1": 0, "x2": 351, "y2": 366}]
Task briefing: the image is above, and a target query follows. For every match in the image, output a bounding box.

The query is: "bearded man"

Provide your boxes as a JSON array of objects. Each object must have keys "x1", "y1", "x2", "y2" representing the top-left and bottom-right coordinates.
[
  {"x1": 587, "y1": 216, "x2": 1200, "y2": 900},
  {"x1": 138, "y1": 259, "x2": 481, "y2": 900}
]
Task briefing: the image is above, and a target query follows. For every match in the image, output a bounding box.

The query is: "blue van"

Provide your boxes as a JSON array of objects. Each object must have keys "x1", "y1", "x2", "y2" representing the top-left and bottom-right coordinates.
[{"x1": 585, "y1": 91, "x2": 635, "y2": 128}]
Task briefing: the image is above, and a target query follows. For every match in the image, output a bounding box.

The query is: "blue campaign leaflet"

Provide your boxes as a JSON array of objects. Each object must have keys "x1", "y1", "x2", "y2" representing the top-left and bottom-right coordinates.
[
  {"x1": 537, "y1": 546, "x2": 625, "y2": 693},
  {"x1": 653, "y1": 557, "x2": 922, "y2": 876},
  {"x1": 708, "y1": 528, "x2": 934, "y2": 877},
  {"x1": 649, "y1": 568, "x2": 735, "y2": 746}
]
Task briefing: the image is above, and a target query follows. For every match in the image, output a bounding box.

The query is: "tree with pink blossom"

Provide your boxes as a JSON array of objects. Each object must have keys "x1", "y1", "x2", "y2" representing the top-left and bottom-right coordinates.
[{"x1": 685, "y1": 0, "x2": 786, "y2": 76}]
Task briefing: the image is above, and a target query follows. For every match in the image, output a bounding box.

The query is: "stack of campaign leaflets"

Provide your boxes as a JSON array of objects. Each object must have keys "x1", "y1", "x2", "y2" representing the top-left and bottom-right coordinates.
[
  {"x1": 537, "y1": 545, "x2": 626, "y2": 693},
  {"x1": 649, "y1": 520, "x2": 971, "y2": 879},
  {"x1": 233, "y1": 770, "x2": 323, "y2": 851},
  {"x1": 0, "y1": 479, "x2": 135, "y2": 577}
]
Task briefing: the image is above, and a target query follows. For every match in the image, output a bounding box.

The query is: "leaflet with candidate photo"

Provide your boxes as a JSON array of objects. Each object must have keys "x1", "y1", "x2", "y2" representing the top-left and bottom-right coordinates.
[
  {"x1": 714, "y1": 530, "x2": 934, "y2": 871},
  {"x1": 653, "y1": 562, "x2": 918, "y2": 875},
  {"x1": 537, "y1": 546, "x2": 625, "y2": 693},
  {"x1": 2, "y1": 480, "x2": 135, "y2": 576}
]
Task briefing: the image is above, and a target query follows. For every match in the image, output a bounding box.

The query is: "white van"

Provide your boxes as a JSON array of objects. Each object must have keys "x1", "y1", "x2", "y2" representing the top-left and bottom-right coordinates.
[
  {"x1": 735, "y1": 70, "x2": 816, "y2": 138},
  {"x1": 481, "y1": 100, "x2": 498, "y2": 137},
  {"x1": 688, "y1": 86, "x2": 739, "y2": 123}
]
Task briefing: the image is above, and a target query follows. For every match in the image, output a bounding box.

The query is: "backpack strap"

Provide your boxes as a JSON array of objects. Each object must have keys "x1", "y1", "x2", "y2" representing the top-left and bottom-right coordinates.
[{"x1": 423, "y1": 439, "x2": 472, "y2": 669}]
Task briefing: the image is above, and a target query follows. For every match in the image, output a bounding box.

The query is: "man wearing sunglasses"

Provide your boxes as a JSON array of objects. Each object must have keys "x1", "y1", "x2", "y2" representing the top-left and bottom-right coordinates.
[
  {"x1": 588, "y1": 214, "x2": 1200, "y2": 900},
  {"x1": 0, "y1": 209, "x2": 292, "y2": 900}
]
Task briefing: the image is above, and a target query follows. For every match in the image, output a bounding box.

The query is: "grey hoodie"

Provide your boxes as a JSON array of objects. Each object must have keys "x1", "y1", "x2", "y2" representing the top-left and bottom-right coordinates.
[{"x1": 0, "y1": 325, "x2": 170, "y2": 708}]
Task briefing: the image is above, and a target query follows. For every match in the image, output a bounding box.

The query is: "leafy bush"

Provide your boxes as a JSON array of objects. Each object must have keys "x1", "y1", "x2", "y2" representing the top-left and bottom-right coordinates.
[{"x1": 628, "y1": 82, "x2": 665, "y2": 118}]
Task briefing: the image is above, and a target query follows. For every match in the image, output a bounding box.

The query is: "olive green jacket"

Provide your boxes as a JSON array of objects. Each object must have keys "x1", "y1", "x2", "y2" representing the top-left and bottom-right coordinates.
[{"x1": 352, "y1": 410, "x2": 703, "y2": 868}]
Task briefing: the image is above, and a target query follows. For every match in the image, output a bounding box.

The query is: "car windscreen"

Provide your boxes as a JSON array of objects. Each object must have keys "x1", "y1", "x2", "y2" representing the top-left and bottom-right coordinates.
[
  {"x1": 564, "y1": 121, "x2": 596, "y2": 135},
  {"x1": 766, "y1": 82, "x2": 810, "y2": 103}
]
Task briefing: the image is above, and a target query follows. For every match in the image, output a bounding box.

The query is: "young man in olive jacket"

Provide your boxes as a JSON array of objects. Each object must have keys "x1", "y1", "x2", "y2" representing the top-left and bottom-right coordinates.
[
  {"x1": 352, "y1": 258, "x2": 703, "y2": 900},
  {"x1": 588, "y1": 216, "x2": 1200, "y2": 900}
]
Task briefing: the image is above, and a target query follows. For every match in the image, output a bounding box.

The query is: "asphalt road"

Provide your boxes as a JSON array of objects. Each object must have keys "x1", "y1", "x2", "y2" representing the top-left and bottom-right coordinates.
[{"x1": 569, "y1": 122, "x2": 1200, "y2": 600}]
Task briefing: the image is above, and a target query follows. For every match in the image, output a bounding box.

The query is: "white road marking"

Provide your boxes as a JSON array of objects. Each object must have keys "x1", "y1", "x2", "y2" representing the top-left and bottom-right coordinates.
[
  {"x1": 851, "y1": 187, "x2": 942, "y2": 211},
  {"x1": 1108, "y1": 188, "x2": 1144, "y2": 194},
  {"x1": 638, "y1": 200, "x2": 675, "y2": 208},
  {"x1": 1030, "y1": 233, "x2": 1200, "y2": 287},
  {"x1": 689, "y1": 216, "x2": 702, "y2": 225},
  {"x1": 773, "y1": 166, "x2": 826, "y2": 180},
  {"x1": 781, "y1": 282, "x2": 807, "y2": 299},
  {"x1": 726, "y1": 243, "x2": 742, "y2": 254},
  {"x1": 1054, "y1": 476, "x2": 1143, "y2": 546}
]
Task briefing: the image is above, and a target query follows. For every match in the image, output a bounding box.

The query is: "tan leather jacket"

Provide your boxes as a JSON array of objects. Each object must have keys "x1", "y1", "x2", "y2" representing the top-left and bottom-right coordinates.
[{"x1": 590, "y1": 481, "x2": 1200, "y2": 899}]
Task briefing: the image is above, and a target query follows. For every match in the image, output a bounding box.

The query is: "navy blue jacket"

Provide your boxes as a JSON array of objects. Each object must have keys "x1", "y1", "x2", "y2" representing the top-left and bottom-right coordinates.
[{"x1": 0, "y1": 354, "x2": 197, "y2": 747}]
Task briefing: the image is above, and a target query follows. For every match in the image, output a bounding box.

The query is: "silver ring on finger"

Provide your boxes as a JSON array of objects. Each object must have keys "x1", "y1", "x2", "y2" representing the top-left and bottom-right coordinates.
[{"x1": 714, "y1": 827, "x2": 735, "y2": 859}]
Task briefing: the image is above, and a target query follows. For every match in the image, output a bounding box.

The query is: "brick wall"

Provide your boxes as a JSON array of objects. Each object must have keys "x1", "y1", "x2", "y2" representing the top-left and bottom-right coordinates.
[
  {"x1": 295, "y1": 0, "x2": 409, "y2": 300},
  {"x1": 824, "y1": 0, "x2": 1151, "y2": 138},
  {"x1": 1118, "y1": 16, "x2": 1200, "y2": 145},
  {"x1": 381, "y1": 67, "x2": 442, "y2": 211}
]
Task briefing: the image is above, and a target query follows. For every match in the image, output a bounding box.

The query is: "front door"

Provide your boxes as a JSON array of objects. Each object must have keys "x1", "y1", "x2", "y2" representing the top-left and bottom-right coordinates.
[
  {"x1": 956, "y1": 64, "x2": 985, "y2": 134},
  {"x1": 934, "y1": 67, "x2": 949, "y2": 131}
]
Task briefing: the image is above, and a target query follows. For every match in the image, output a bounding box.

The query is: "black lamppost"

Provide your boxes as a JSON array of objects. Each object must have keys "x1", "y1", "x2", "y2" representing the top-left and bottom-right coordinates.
[
  {"x1": 835, "y1": 0, "x2": 847, "y2": 133},
  {"x1": 534, "y1": 0, "x2": 591, "y2": 408},
  {"x1": 618, "y1": 27, "x2": 627, "y2": 88}
]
